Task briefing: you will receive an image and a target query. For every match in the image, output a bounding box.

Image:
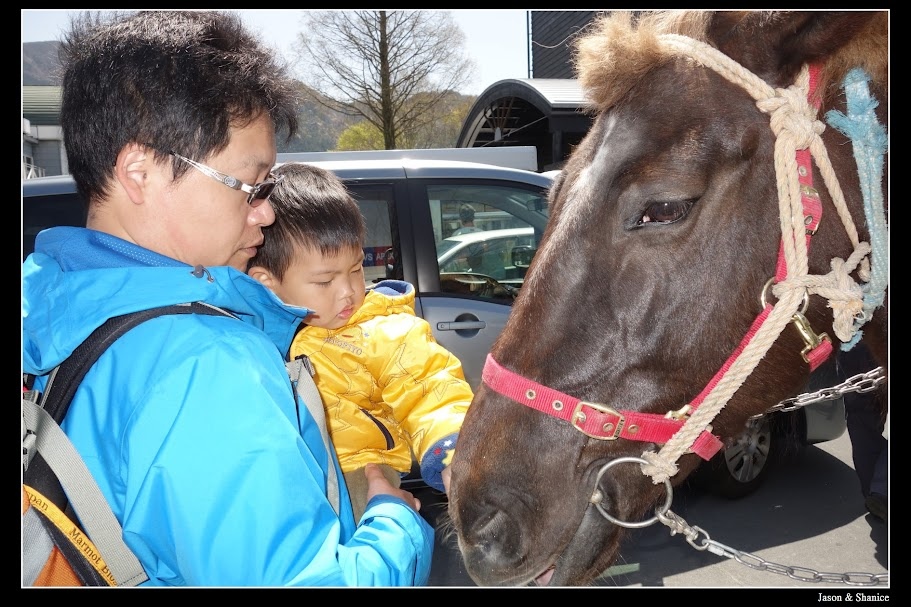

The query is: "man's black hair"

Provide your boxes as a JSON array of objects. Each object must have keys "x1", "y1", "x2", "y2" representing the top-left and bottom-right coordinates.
[{"x1": 60, "y1": 10, "x2": 300, "y2": 205}]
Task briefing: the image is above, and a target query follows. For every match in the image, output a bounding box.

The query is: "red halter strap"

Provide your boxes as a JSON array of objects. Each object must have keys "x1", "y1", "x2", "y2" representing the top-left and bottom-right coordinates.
[{"x1": 482, "y1": 354, "x2": 723, "y2": 460}]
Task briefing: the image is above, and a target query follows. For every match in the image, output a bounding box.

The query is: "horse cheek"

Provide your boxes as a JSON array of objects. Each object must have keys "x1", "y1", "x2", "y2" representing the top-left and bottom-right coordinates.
[{"x1": 449, "y1": 385, "x2": 504, "y2": 502}]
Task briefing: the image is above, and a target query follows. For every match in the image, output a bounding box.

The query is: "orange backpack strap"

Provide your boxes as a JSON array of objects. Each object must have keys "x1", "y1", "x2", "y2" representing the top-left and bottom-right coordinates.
[{"x1": 23, "y1": 484, "x2": 112, "y2": 586}]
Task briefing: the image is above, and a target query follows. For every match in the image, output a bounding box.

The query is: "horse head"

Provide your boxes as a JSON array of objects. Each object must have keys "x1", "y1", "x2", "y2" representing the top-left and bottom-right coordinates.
[{"x1": 449, "y1": 10, "x2": 888, "y2": 587}]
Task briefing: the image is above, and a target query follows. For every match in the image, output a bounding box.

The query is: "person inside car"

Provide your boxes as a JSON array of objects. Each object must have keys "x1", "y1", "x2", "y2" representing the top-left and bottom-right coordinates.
[
  {"x1": 248, "y1": 162, "x2": 473, "y2": 521},
  {"x1": 21, "y1": 10, "x2": 433, "y2": 586},
  {"x1": 452, "y1": 203, "x2": 483, "y2": 236}
]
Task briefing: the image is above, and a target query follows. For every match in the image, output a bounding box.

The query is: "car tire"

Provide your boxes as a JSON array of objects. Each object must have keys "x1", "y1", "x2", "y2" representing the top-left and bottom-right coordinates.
[{"x1": 691, "y1": 415, "x2": 782, "y2": 499}]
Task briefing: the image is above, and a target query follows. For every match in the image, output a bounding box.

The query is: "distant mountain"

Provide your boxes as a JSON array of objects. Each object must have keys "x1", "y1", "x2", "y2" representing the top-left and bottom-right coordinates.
[
  {"x1": 23, "y1": 41, "x2": 62, "y2": 85},
  {"x1": 22, "y1": 40, "x2": 472, "y2": 151}
]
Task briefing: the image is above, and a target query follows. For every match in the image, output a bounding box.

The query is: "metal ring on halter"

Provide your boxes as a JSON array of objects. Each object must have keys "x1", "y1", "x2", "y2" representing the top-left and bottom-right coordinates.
[
  {"x1": 591, "y1": 456, "x2": 674, "y2": 528},
  {"x1": 760, "y1": 277, "x2": 808, "y2": 314}
]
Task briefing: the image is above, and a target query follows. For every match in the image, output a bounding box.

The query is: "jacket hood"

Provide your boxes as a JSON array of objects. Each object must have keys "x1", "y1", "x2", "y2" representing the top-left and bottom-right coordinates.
[
  {"x1": 22, "y1": 227, "x2": 310, "y2": 375},
  {"x1": 355, "y1": 280, "x2": 416, "y2": 322}
]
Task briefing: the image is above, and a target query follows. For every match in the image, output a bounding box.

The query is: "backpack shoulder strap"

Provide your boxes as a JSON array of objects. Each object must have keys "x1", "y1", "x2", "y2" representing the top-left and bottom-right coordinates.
[
  {"x1": 23, "y1": 302, "x2": 234, "y2": 586},
  {"x1": 286, "y1": 356, "x2": 340, "y2": 515},
  {"x1": 40, "y1": 302, "x2": 234, "y2": 422}
]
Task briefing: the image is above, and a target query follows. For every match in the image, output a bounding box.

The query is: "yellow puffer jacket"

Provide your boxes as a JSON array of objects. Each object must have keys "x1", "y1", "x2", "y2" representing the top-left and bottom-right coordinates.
[{"x1": 289, "y1": 280, "x2": 472, "y2": 491}]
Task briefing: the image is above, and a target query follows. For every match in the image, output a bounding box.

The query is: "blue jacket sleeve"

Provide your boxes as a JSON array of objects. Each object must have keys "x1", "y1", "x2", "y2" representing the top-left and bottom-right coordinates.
[{"x1": 100, "y1": 320, "x2": 433, "y2": 586}]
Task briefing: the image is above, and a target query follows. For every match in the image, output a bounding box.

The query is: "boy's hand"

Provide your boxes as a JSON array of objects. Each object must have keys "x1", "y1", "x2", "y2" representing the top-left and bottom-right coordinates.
[{"x1": 364, "y1": 463, "x2": 421, "y2": 512}]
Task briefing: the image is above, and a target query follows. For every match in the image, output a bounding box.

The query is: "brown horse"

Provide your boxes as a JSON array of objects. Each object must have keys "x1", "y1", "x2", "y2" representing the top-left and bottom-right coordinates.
[{"x1": 448, "y1": 11, "x2": 888, "y2": 587}]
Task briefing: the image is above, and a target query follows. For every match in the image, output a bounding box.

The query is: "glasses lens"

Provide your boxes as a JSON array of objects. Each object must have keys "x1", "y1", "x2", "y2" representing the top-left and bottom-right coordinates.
[
  {"x1": 248, "y1": 180, "x2": 277, "y2": 206},
  {"x1": 249, "y1": 173, "x2": 284, "y2": 206}
]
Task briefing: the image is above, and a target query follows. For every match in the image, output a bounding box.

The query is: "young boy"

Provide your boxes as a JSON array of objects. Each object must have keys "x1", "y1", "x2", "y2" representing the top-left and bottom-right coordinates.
[{"x1": 248, "y1": 162, "x2": 473, "y2": 520}]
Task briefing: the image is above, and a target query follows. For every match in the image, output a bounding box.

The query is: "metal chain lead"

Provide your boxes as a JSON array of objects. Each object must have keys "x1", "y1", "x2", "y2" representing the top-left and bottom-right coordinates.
[
  {"x1": 651, "y1": 367, "x2": 889, "y2": 586},
  {"x1": 750, "y1": 366, "x2": 885, "y2": 419},
  {"x1": 595, "y1": 369, "x2": 888, "y2": 583},
  {"x1": 655, "y1": 508, "x2": 888, "y2": 586}
]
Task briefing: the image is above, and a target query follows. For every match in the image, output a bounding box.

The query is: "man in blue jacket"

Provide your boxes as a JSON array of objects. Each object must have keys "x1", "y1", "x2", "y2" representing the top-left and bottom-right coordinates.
[{"x1": 21, "y1": 10, "x2": 433, "y2": 586}]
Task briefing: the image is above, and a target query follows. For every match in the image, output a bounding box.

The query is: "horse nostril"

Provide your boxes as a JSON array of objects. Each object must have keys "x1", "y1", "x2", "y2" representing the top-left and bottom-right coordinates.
[
  {"x1": 460, "y1": 505, "x2": 524, "y2": 565},
  {"x1": 471, "y1": 509, "x2": 499, "y2": 541}
]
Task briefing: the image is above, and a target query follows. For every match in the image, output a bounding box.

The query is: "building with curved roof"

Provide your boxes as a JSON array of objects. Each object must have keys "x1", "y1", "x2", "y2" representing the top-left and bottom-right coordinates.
[
  {"x1": 456, "y1": 11, "x2": 612, "y2": 172},
  {"x1": 456, "y1": 78, "x2": 591, "y2": 172}
]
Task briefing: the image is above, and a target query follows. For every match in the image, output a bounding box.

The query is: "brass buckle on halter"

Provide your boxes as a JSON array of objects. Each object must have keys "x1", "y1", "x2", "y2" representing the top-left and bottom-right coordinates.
[
  {"x1": 791, "y1": 311, "x2": 831, "y2": 363},
  {"x1": 664, "y1": 405, "x2": 691, "y2": 421},
  {"x1": 760, "y1": 279, "x2": 831, "y2": 363},
  {"x1": 572, "y1": 401, "x2": 625, "y2": 440}
]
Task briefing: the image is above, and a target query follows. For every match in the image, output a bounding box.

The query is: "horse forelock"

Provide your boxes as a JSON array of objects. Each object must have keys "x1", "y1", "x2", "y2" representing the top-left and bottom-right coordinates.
[
  {"x1": 573, "y1": 10, "x2": 888, "y2": 113},
  {"x1": 572, "y1": 10, "x2": 712, "y2": 114}
]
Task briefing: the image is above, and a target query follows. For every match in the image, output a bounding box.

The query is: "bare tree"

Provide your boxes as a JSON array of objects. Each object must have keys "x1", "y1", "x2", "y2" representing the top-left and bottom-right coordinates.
[
  {"x1": 336, "y1": 93, "x2": 474, "y2": 150},
  {"x1": 295, "y1": 10, "x2": 476, "y2": 149}
]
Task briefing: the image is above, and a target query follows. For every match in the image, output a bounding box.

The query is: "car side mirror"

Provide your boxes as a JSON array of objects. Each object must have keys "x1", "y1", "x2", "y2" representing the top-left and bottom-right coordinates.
[{"x1": 511, "y1": 245, "x2": 535, "y2": 268}]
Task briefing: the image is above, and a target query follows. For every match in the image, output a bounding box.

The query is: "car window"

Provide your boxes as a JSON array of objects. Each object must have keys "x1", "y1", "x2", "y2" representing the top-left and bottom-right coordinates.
[
  {"x1": 435, "y1": 238, "x2": 463, "y2": 259},
  {"x1": 344, "y1": 184, "x2": 400, "y2": 284},
  {"x1": 425, "y1": 184, "x2": 547, "y2": 301}
]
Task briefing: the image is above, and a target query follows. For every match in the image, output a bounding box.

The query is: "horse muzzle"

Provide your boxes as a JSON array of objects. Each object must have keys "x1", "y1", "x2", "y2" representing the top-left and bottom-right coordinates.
[{"x1": 451, "y1": 484, "x2": 630, "y2": 587}]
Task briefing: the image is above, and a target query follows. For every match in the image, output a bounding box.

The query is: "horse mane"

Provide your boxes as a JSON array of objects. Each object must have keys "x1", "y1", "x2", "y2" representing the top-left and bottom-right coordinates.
[
  {"x1": 573, "y1": 10, "x2": 888, "y2": 114},
  {"x1": 816, "y1": 12, "x2": 888, "y2": 104}
]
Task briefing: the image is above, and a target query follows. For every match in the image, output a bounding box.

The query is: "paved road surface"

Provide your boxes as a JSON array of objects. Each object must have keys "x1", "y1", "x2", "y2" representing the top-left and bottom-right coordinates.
[{"x1": 414, "y1": 429, "x2": 889, "y2": 592}]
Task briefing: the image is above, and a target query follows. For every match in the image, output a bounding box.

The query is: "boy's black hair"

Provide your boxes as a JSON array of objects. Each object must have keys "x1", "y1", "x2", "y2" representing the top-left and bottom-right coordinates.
[
  {"x1": 250, "y1": 163, "x2": 367, "y2": 280},
  {"x1": 60, "y1": 10, "x2": 300, "y2": 206}
]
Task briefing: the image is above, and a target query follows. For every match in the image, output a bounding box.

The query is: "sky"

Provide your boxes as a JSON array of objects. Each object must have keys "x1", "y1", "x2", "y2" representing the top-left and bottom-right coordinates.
[{"x1": 20, "y1": 9, "x2": 530, "y2": 96}]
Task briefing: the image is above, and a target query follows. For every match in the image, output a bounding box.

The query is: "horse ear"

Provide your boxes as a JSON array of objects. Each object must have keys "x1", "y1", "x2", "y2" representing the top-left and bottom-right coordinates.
[{"x1": 707, "y1": 11, "x2": 881, "y2": 87}]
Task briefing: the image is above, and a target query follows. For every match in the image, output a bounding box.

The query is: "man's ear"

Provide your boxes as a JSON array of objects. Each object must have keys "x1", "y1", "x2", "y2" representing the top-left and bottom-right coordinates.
[
  {"x1": 248, "y1": 265, "x2": 277, "y2": 288},
  {"x1": 115, "y1": 143, "x2": 158, "y2": 205}
]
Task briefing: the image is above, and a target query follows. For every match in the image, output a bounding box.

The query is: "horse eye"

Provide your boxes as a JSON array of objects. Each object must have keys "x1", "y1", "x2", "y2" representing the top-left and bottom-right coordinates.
[{"x1": 636, "y1": 200, "x2": 695, "y2": 227}]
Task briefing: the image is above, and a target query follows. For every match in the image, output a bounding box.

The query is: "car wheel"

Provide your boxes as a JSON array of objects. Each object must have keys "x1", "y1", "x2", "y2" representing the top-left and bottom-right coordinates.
[{"x1": 691, "y1": 415, "x2": 782, "y2": 499}]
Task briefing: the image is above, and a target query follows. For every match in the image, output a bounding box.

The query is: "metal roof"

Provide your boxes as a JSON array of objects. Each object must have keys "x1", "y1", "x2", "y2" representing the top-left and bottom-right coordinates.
[
  {"x1": 478, "y1": 78, "x2": 587, "y2": 110},
  {"x1": 22, "y1": 86, "x2": 62, "y2": 126},
  {"x1": 456, "y1": 78, "x2": 593, "y2": 170}
]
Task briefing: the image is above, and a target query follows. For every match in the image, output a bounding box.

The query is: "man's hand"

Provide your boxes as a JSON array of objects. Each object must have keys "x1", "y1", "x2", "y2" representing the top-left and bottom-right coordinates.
[{"x1": 364, "y1": 463, "x2": 421, "y2": 512}]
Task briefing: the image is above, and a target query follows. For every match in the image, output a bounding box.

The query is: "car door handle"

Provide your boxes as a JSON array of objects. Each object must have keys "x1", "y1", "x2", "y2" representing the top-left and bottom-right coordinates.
[{"x1": 437, "y1": 320, "x2": 486, "y2": 331}]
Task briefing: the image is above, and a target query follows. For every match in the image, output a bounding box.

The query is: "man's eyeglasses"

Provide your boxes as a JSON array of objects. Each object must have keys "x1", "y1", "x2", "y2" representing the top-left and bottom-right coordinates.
[{"x1": 170, "y1": 152, "x2": 282, "y2": 206}]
